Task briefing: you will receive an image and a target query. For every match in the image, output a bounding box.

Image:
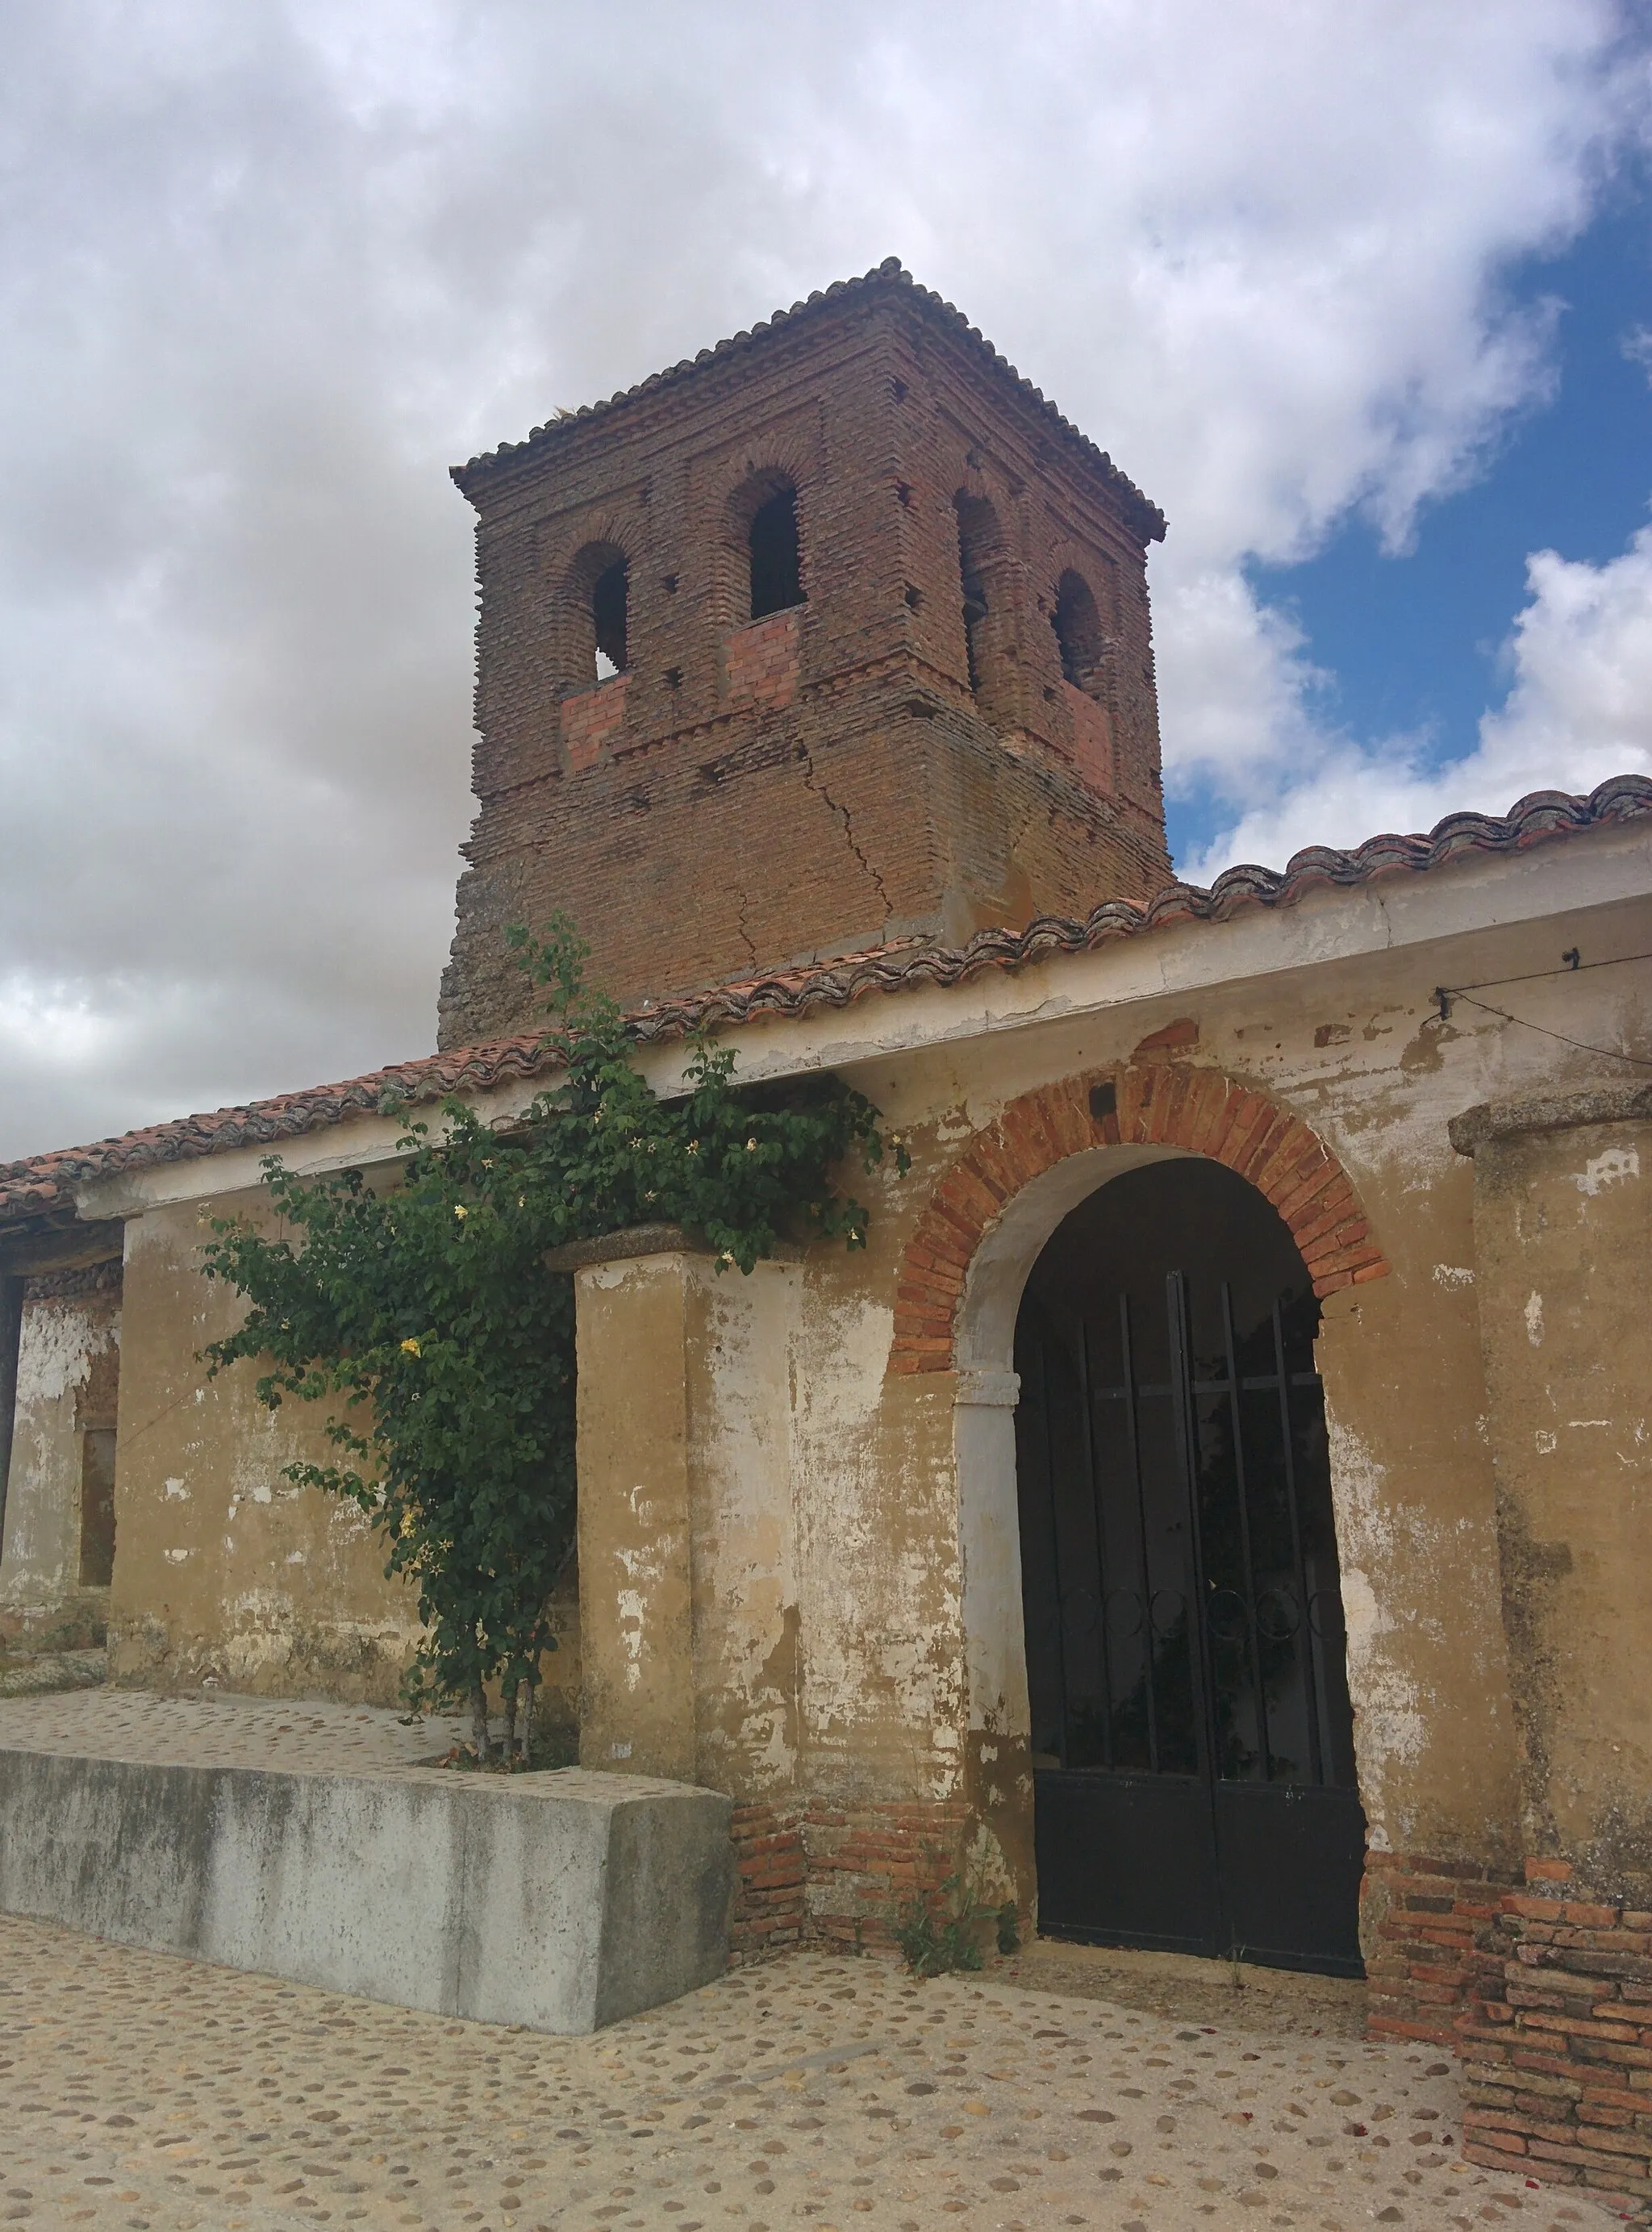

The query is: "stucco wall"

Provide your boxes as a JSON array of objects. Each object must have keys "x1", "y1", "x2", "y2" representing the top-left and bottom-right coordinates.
[
  {"x1": 564, "y1": 953, "x2": 1609, "y2": 1923},
  {"x1": 565, "y1": 971, "x2": 1541, "y2": 1940},
  {"x1": 805, "y1": 1003, "x2": 1523, "y2": 1880},
  {"x1": 1463, "y1": 1094, "x2": 1652, "y2": 1895},
  {"x1": 66, "y1": 840, "x2": 1650, "y2": 1963},
  {"x1": 0, "y1": 1261, "x2": 121, "y2": 1644},
  {"x1": 107, "y1": 1191, "x2": 421, "y2": 1701}
]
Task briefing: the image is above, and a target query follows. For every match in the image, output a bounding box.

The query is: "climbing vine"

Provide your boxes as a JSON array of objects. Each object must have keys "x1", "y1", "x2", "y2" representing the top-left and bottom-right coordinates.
[{"x1": 202, "y1": 918, "x2": 903, "y2": 1761}]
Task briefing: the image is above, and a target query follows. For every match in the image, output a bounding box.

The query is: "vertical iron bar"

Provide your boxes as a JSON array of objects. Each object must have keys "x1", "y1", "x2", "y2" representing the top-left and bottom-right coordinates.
[
  {"x1": 1220, "y1": 1283, "x2": 1271, "y2": 1783},
  {"x1": 1038, "y1": 1324, "x2": 1072, "y2": 1768},
  {"x1": 1273, "y1": 1297, "x2": 1324, "y2": 1786},
  {"x1": 1076, "y1": 1315, "x2": 1115, "y2": 1770},
  {"x1": 1168, "y1": 1270, "x2": 1220, "y2": 1786},
  {"x1": 1120, "y1": 1292, "x2": 1160, "y2": 1775}
]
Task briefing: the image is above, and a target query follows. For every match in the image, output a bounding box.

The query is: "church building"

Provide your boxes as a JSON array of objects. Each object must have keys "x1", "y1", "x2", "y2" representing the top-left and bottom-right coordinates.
[{"x1": 3, "y1": 265, "x2": 1650, "y2": 2163}]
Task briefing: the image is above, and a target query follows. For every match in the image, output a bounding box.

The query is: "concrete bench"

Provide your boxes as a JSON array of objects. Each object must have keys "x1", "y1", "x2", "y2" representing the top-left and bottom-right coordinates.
[{"x1": 0, "y1": 1751, "x2": 732, "y2": 2033}]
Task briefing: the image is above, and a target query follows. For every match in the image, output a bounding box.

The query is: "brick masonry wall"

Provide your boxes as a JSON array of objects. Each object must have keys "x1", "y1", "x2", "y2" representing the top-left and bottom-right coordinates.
[
  {"x1": 891, "y1": 1061, "x2": 1391, "y2": 1375},
  {"x1": 561, "y1": 672, "x2": 628, "y2": 772},
  {"x1": 440, "y1": 277, "x2": 1172, "y2": 1041},
  {"x1": 728, "y1": 1796, "x2": 971, "y2": 1963},
  {"x1": 1459, "y1": 1863, "x2": 1652, "y2": 2219},
  {"x1": 729, "y1": 1801, "x2": 808, "y2": 1961},
  {"x1": 1363, "y1": 1850, "x2": 1521, "y2": 2046},
  {"x1": 723, "y1": 607, "x2": 802, "y2": 712},
  {"x1": 1063, "y1": 679, "x2": 1115, "y2": 795}
]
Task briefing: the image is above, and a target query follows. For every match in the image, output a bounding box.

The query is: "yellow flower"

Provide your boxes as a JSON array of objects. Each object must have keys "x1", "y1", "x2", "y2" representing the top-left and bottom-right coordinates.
[
  {"x1": 400, "y1": 1337, "x2": 421, "y2": 1356},
  {"x1": 453, "y1": 1204, "x2": 468, "y2": 1219},
  {"x1": 745, "y1": 1138, "x2": 757, "y2": 1152}
]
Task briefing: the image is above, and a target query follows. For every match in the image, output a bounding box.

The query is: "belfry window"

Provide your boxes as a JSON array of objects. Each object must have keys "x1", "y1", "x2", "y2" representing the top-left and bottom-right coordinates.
[
  {"x1": 749, "y1": 486, "x2": 803, "y2": 619},
  {"x1": 592, "y1": 557, "x2": 628, "y2": 680},
  {"x1": 1052, "y1": 568, "x2": 1104, "y2": 696},
  {"x1": 954, "y1": 496, "x2": 995, "y2": 695}
]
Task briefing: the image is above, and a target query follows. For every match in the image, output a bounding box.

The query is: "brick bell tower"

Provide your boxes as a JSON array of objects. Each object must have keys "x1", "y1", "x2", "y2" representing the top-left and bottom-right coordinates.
[{"x1": 438, "y1": 258, "x2": 1170, "y2": 1045}]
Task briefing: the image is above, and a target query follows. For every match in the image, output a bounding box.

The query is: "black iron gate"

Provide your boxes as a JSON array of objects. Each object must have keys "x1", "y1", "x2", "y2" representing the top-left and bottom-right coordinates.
[{"x1": 1014, "y1": 1162, "x2": 1365, "y2": 1975}]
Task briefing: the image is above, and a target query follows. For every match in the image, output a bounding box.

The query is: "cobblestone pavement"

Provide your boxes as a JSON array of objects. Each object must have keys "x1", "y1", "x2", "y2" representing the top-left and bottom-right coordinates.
[
  {"x1": 0, "y1": 1650, "x2": 109, "y2": 1700},
  {"x1": 0, "y1": 1694, "x2": 1622, "y2": 2227},
  {"x1": 0, "y1": 1686, "x2": 473, "y2": 1767},
  {"x1": 0, "y1": 1918, "x2": 1621, "y2": 2232}
]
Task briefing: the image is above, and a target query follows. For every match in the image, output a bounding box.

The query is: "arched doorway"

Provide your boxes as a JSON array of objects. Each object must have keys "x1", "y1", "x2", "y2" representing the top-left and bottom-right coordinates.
[{"x1": 1013, "y1": 1154, "x2": 1364, "y2": 1975}]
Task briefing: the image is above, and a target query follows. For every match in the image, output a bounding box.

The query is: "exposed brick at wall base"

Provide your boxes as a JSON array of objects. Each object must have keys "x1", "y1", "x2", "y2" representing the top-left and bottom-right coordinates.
[
  {"x1": 728, "y1": 1802, "x2": 808, "y2": 1961},
  {"x1": 727, "y1": 1797, "x2": 971, "y2": 1963},
  {"x1": 1458, "y1": 1863, "x2": 1652, "y2": 2220},
  {"x1": 804, "y1": 1800, "x2": 971, "y2": 1950},
  {"x1": 1363, "y1": 1851, "x2": 1520, "y2": 2046}
]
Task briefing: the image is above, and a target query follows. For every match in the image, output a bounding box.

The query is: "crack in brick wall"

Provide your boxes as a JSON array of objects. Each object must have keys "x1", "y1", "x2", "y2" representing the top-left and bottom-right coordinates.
[{"x1": 440, "y1": 284, "x2": 1171, "y2": 1041}]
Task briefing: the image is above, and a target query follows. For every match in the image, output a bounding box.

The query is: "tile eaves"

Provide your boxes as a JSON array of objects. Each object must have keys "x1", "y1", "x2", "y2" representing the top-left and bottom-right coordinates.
[
  {"x1": 3, "y1": 774, "x2": 1646, "y2": 1230},
  {"x1": 449, "y1": 258, "x2": 1167, "y2": 543}
]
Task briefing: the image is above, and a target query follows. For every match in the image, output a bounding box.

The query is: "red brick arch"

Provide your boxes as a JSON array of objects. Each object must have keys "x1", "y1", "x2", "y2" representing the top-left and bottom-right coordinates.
[{"x1": 890, "y1": 1063, "x2": 1390, "y2": 1375}]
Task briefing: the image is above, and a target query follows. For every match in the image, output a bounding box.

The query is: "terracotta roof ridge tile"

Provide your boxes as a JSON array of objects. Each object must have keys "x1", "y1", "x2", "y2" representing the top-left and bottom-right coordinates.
[
  {"x1": 2, "y1": 774, "x2": 1646, "y2": 1225},
  {"x1": 450, "y1": 258, "x2": 1166, "y2": 541}
]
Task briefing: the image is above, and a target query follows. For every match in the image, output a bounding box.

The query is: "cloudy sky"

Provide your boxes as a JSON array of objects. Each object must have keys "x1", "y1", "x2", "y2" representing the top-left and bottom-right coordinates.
[{"x1": 4, "y1": 1, "x2": 1652, "y2": 1162}]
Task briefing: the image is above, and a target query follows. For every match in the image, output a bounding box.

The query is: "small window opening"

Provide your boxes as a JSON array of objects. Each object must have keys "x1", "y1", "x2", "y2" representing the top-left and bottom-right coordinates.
[
  {"x1": 78, "y1": 1427, "x2": 116, "y2": 1588},
  {"x1": 1052, "y1": 569, "x2": 1105, "y2": 695},
  {"x1": 592, "y1": 558, "x2": 628, "y2": 681},
  {"x1": 749, "y1": 487, "x2": 803, "y2": 619},
  {"x1": 955, "y1": 499, "x2": 992, "y2": 695}
]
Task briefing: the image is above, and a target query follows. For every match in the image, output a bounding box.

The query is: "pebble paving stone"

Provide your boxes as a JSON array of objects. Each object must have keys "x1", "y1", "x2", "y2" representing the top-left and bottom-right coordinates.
[
  {"x1": 0, "y1": 1689, "x2": 477, "y2": 1771},
  {"x1": 2, "y1": 1921, "x2": 1629, "y2": 2232},
  {"x1": 0, "y1": 1692, "x2": 1627, "y2": 2230},
  {"x1": 0, "y1": 1649, "x2": 110, "y2": 1700}
]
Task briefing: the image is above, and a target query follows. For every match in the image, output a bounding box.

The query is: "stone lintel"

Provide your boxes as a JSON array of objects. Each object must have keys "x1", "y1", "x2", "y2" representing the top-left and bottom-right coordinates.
[{"x1": 0, "y1": 1219, "x2": 126, "y2": 1279}]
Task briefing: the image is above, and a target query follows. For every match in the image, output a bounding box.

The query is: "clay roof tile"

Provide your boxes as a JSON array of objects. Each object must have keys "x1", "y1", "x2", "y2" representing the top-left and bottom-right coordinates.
[
  {"x1": 449, "y1": 258, "x2": 1167, "y2": 542},
  {"x1": 2, "y1": 774, "x2": 1646, "y2": 1228}
]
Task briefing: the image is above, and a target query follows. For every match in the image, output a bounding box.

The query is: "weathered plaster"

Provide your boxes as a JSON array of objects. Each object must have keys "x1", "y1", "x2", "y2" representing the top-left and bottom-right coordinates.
[
  {"x1": 108, "y1": 1194, "x2": 420, "y2": 1700},
  {"x1": 1466, "y1": 1108, "x2": 1652, "y2": 1893},
  {"x1": 0, "y1": 1270, "x2": 120, "y2": 1638},
  {"x1": 55, "y1": 820, "x2": 1646, "y2": 1940}
]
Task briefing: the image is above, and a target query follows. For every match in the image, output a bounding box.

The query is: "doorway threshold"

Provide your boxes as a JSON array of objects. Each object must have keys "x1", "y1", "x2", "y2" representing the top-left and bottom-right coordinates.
[{"x1": 998, "y1": 1934, "x2": 1368, "y2": 2040}]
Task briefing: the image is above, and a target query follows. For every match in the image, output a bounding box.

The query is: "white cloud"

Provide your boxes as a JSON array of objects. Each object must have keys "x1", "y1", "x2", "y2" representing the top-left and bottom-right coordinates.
[
  {"x1": 1183, "y1": 524, "x2": 1652, "y2": 878},
  {"x1": 1621, "y1": 323, "x2": 1652, "y2": 378},
  {"x1": 0, "y1": 0, "x2": 1648, "y2": 1155},
  {"x1": 1478, "y1": 526, "x2": 1652, "y2": 782}
]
